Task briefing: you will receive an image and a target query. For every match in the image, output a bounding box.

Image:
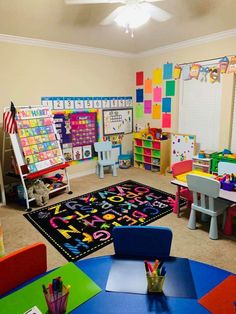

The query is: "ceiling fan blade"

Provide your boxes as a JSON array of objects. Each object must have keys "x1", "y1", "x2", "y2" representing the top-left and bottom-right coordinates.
[
  {"x1": 141, "y1": 3, "x2": 171, "y2": 22},
  {"x1": 65, "y1": 0, "x2": 125, "y2": 4},
  {"x1": 100, "y1": 6, "x2": 124, "y2": 25}
]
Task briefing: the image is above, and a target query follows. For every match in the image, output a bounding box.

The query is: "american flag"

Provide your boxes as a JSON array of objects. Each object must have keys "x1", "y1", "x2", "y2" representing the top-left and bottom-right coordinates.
[{"x1": 3, "y1": 102, "x2": 17, "y2": 134}]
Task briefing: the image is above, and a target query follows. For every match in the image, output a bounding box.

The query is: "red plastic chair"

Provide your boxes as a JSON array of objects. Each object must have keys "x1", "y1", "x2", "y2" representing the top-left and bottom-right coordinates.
[
  {"x1": 0, "y1": 242, "x2": 47, "y2": 296},
  {"x1": 172, "y1": 160, "x2": 193, "y2": 216},
  {"x1": 223, "y1": 204, "x2": 236, "y2": 236}
]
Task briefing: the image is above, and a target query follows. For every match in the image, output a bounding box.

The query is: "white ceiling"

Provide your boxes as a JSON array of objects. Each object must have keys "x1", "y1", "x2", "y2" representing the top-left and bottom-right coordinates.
[{"x1": 0, "y1": 0, "x2": 236, "y2": 53}]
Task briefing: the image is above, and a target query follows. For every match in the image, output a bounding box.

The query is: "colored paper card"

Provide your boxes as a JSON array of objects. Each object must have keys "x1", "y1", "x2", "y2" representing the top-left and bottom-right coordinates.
[
  {"x1": 153, "y1": 68, "x2": 162, "y2": 85},
  {"x1": 152, "y1": 104, "x2": 161, "y2": 119},
  {"x1": 136, "y1": 71, "x2": 144, "y2": 86},
  {"x1": 166, "y1": 80, "x2": 175, "y2": 96},
  {"x1": 162, "y1": 113, "x2": 171, "y2": 128},
  {"x1": 135, "y1": 103, "x2": 144, "y2": 119},
  {"x1": 144, "y1": 79, "x2": 152, "y2": 94},
  {"x1": 173, "y1": 65, "x2": 182, "y2": 79},
  {"x1": 153, "y1": 87, "x2": 162, "y2": 102},
  {"x1": 181, "y1": 65, "x2": 191, "y2": 80},
  {"x1": 106, "y1": 257, "x2": 197, "y2": 298},
  {"x1": 162, "y1": 97, "x2": 171, "y2": 112},
  {"x1": 144, "y1": 100, "x2": 152, "y2": 114},
  {"x1": 199, "y1": 275, "x2": 236, "y2": 314},
  {"x1": 163, "y1": 63, "x2": 173, "y2": 80},
  {"x1": 136, "y1": 89, "x2": 144, "y2": 103},
  {"x1": 0, "y1": 262, "x2": 101, "y2": 314},
  {"x1": 64, "y1": 97, "x2": 75, "y2": 110}
]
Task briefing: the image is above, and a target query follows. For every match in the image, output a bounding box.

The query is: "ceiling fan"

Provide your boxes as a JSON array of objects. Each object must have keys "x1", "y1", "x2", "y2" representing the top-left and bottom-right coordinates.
[{"x1": 65, "y1": 0, "x2": 172, "y2": 37}]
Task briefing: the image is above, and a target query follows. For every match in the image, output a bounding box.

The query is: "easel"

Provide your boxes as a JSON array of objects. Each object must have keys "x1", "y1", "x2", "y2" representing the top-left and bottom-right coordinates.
[{"x1": 2, "y1": 105, "x2": 72, "y2": 211}]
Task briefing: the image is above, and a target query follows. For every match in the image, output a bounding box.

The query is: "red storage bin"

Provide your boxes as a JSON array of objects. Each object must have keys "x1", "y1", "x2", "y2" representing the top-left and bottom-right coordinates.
[
  {"x1": 135, "y1": 139, "x2": 142, "y2": 146},
  {"x1": 152, "y1": 141, "x2": 160, "y2": 149},
  {"x1": 144, "y1": 156, "x2": 151, "y2": 163},
  {"x1": 144, "y1": 148, "x2": 151, "y2": 156}
]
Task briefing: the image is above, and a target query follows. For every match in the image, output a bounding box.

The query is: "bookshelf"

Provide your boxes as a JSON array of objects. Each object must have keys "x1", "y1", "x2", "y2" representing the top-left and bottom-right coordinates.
[{"x1": 133, "y1": 135, "x2": 170, "y2": 174}]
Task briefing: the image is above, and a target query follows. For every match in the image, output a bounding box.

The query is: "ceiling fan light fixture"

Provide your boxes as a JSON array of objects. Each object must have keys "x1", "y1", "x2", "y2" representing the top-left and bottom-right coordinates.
[{"x1": 114, "y1": 4, "x2": 150, "y2": 29}]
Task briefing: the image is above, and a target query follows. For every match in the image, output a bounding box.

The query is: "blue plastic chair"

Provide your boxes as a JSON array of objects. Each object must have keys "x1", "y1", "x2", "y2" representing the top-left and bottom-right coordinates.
[
  {"x1": 112, "y1": 226, "x2": 173, "y2": 259},
  {"x1": 94, "y1": 141, "x2": 117, "y2": 179}
]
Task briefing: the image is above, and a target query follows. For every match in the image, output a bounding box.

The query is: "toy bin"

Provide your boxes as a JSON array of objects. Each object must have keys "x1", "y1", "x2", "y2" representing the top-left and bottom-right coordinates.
[
  {"x1": 144, "y1": 156, "x2": 151, "y2": 163},
  {"x1": 143, "y1": 140, "x2": 152, "y2": 148},
  {"x1": 144, "y1": 164, "x2": 152, "y2": 171},
  {"x1": 135, "y1": 154, "x2": 143, "y2": 162},
  {"x1": 135, "y1": 139, "x2": 142, "y2": 147},
  {"x1": 152, "y1": 141, "x2": 160, "y2": 149},
  {"x1": 135, "y1": 147, "x2": 143, "y2": 154},
  {"x1": 144, "y1": 148, "x2": 151, "y2": 156},
  {"x1": 119, "y1": 154, "x2": 132, "y2": 169},
  {"x1": 152, "y1": 150, "x2": 160, "y2": 158}
]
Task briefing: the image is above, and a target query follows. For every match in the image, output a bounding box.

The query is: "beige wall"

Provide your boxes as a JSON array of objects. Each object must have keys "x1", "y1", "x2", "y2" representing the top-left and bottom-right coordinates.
[
  {"x1": 132, "y1": 36, "x2": 236, "y2": 150},
  {"x1": 0, "y1": 36, "x2": 235, "y2": 180},
  {"x1": 0, "y1": 42, "x2": 133, "y2": 177}
]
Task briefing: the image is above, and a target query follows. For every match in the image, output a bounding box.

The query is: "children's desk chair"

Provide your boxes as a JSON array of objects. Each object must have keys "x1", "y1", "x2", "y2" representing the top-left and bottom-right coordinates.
[
  {"x1": 0, "y1": 242, "x2": 47, "y2": 296},
  {"x1": 186, "y1": 174, "x2": 229, "y2": 240},
  {"x1": 112, "y1": 226, "x2": 173, "y2": 259},
  {"x1": 94, "y1": 141, "x2": 117, "y2": 179},
  {"x1": 172, "y1": 160, "x2": 193, "y2": 216}
]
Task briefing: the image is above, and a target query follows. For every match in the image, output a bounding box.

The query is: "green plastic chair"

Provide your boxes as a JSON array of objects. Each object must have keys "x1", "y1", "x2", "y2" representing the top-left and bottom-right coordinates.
[
  {"x1": 94, "y1": 141, "x2": 117, "y2": 179},
  {"x1": 186, "y1": 174, "x2": 229, "y2": 240}
]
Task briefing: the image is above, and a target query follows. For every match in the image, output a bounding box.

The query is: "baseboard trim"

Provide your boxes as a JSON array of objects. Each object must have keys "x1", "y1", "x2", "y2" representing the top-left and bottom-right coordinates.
[{"x1": 68, "y1": 168, "x2": 96, "y2": 180}]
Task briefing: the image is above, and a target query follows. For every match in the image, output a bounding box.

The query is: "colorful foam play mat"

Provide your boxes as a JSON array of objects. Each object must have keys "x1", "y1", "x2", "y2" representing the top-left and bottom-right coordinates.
[{"x1": 24, "y1": 180, "x2": 186, "y2": 262}]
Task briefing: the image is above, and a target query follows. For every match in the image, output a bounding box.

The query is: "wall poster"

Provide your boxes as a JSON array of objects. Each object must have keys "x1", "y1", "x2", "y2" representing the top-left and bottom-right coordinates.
[{"x1": 103, "y1": 108, "x2": 133, "y2": 136}]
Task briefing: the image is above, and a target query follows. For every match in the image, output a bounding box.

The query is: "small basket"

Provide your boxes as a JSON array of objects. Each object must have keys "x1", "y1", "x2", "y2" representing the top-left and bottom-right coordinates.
[{"x1": 146, "y1": 274, "x2": 165, "y2": 293}]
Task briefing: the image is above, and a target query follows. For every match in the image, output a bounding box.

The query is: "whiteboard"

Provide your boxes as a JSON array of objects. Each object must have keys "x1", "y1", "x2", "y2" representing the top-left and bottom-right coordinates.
[
  {"x1": 171, "y1": 133, "x2": 196, "y2": 165},
  {"x1": 103, "y1": 109, "x2": 133, "y2": 136},
  {"x1": 179, "y1": 72, "x2": 222, "y2": 151}
]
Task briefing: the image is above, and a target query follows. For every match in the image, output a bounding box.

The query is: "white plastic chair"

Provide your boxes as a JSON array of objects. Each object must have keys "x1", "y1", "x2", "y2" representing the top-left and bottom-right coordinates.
[
  {"x1": 94, "y1": 141, "x2": 117, "y2": 179},
  {"x1": 186, "y1": 174, "x2": 229, "y2": 240}
]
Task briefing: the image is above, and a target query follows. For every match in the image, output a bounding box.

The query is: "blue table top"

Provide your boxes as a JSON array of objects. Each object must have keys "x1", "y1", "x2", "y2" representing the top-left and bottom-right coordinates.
[{"x1": 71, "y1": 255, "x2": 231, "y2": 314}]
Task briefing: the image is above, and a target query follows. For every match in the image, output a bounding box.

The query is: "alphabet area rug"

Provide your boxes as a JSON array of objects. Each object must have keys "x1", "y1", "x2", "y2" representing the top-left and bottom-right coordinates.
[{"x1": 24, "y1": 180, "x2": 186, "y2": 262}]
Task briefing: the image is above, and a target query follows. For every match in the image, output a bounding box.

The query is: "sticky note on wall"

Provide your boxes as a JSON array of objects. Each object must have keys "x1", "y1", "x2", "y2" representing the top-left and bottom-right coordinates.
[
  {"x1": 166, "y1": 80, "x2": 175, "y2": 96},
  {"x1": 136, "y1": 89, "x2": 143, "y2": 102},
  {"x1": 162, "y1": 113, "x2": 171, "y2": 128},
  {"x1": 144, "y1": 100, "x2": 152, "y2": 114},
  {"x1": 135, "y1": 103, "x2": 144, "y2": 119},
  {"x1": 153, "y1": 68, "x2": 163, "y2": 85},
  {"x1": 163, "y1": 63, "x2": 173, "y2": 80},
  {"x1": 136, "y1": 72, "x2": 144, "y2": 86},
  {"x1": 144, "y1": 79, "x2": 152, "y2": 94},
  {"x1": 162, "y1": 97, "x2": 171, "y2": 112},
  {"x1": 152, "y1": 104, "x2": 161, "y2": 119},
  {"x1": 153, "y1": 87, "x2": 162, "y2": 102}
]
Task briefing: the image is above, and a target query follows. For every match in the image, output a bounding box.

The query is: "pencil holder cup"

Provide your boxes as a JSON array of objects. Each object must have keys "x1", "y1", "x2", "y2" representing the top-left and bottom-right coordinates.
[
  {"x1": 44, "y1": 288, "x2": 69, "y2": 314},
  {"x1": 146, "y1": 274, "x2": 165, "y2": 293}
]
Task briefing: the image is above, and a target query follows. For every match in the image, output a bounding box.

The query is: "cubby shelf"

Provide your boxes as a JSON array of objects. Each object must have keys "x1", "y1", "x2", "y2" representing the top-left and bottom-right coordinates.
[{"x1": 133, "y1": 136, "x2": 170, "y2": 174}]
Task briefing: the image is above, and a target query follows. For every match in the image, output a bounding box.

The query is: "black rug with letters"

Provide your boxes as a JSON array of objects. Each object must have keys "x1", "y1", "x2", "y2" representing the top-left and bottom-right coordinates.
[{"x1": 24, "y1": 180, "x2": 186, "y2": 262}]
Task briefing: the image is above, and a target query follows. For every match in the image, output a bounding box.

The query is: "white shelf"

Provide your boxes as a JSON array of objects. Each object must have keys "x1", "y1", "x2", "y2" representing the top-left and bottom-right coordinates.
[{"x1": 193, "y1": 163, "x2": 210, "y2": 168}]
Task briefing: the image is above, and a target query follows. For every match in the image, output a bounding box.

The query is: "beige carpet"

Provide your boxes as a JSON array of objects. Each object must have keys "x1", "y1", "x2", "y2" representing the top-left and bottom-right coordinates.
[{"x1": 1, "y1": 167, "x2": 235, "y2": 272}]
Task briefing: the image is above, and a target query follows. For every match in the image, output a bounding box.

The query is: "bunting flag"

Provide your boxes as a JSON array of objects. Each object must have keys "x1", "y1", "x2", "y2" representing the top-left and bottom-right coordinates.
[{"x1": 3, "y1": 102, "x2": 17, "y2": 134}]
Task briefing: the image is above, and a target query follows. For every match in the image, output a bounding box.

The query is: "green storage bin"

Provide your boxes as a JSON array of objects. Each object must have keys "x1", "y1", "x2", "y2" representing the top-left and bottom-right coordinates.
[
  {"x1": 143, "y1": 140, "x2": 152, "y2": 148},
  {"x1": 152, "y1": 150, "x2": 160, "y2": 158},
  {"x1": 135, "y1": 146, "x2": 143, "y2": 154},
  {"x1": 135, "y1": 154, "x2": 143, "y2": 162}
]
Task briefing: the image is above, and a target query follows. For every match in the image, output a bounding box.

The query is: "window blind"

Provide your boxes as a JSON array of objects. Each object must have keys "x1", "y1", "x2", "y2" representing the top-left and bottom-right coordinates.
[{"x1": 178, "y1": 73, "x2": 222, "y2": 151}]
